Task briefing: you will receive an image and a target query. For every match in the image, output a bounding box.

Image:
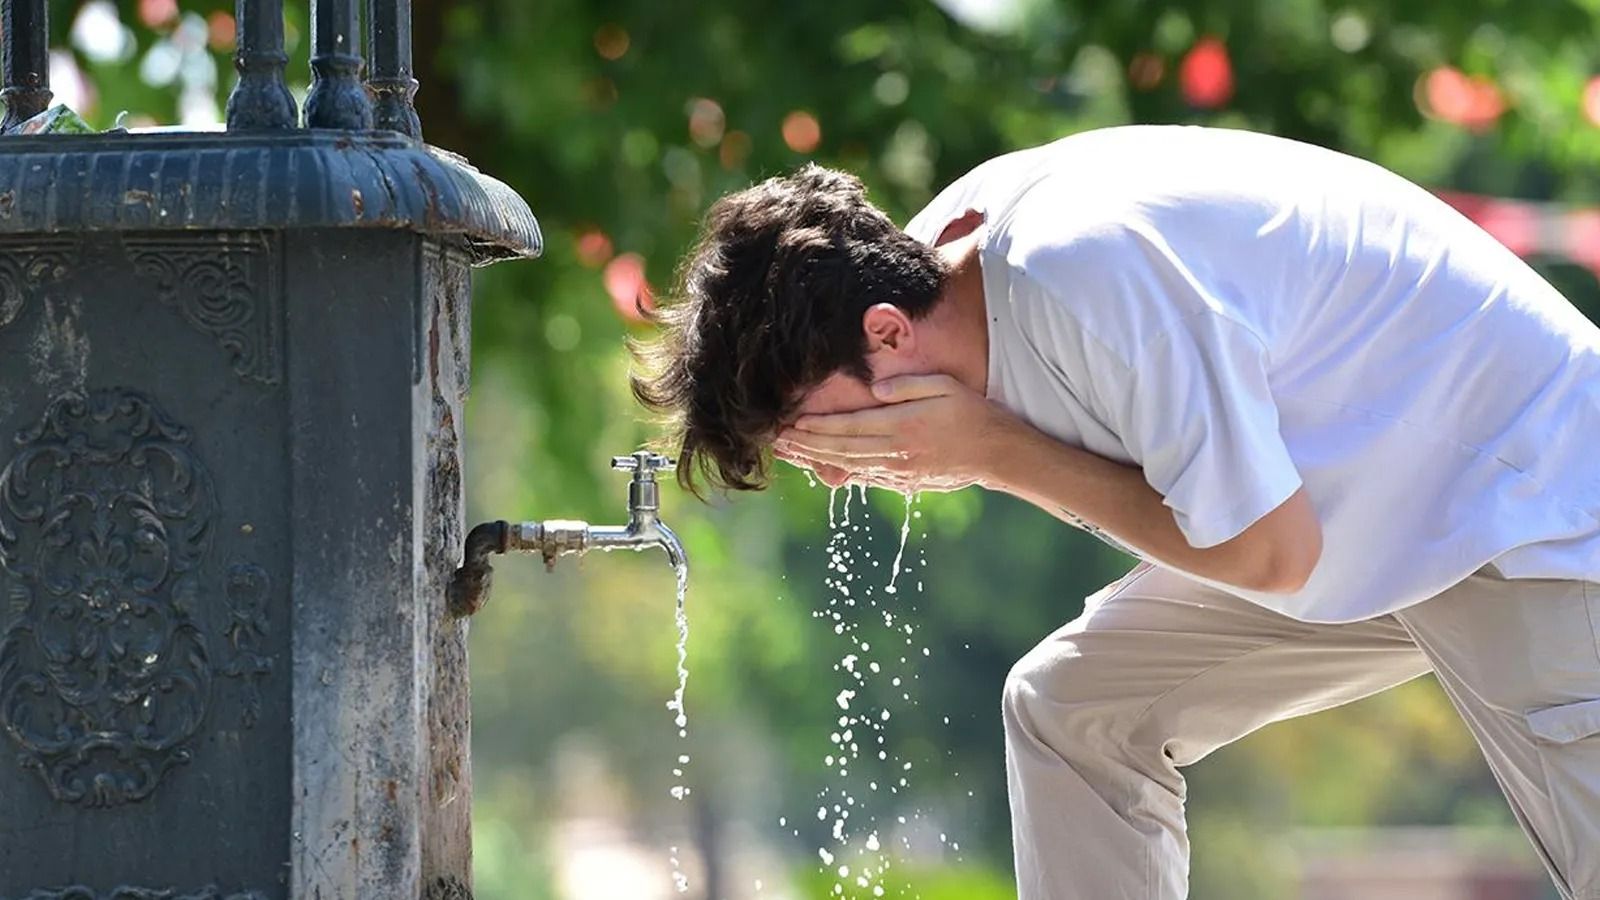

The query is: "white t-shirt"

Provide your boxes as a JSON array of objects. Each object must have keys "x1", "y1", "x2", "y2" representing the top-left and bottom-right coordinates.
[{"x1": 905, "y1": 125, "x2": 1600, "y2": 623}]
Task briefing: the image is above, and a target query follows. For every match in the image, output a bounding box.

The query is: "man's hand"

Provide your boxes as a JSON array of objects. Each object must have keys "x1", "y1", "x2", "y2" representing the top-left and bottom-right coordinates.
[
  {"x1": 779, "y1": 373, "x2": 1322, "y2": 594},
  {"x1": 775, "y1": 374, "x2": 1018, "y2": 493}
]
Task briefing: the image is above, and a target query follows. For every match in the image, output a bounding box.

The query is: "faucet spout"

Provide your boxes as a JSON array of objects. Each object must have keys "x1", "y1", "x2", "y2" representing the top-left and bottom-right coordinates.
[
  {"x1": 656, "y1": 521, "x2": 686, "y2": 571},
  {"x1": 584, "y1": 517, "x2": 689, "y2": 570}
]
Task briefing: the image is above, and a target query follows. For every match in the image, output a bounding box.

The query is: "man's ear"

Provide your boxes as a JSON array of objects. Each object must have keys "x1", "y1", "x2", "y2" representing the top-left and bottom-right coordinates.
[{"x1": 863, "y1": 303, "x2": 916, "y2": 354}]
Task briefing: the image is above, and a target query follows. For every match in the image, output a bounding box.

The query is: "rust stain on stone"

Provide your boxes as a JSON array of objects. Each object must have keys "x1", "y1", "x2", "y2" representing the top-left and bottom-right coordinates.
[{"x1": 428, "y1": 303, "x2": 441, "y2": 383}]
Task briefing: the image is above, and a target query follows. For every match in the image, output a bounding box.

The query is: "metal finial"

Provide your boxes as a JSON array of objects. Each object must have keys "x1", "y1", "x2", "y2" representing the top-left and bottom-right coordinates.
[
  {"x1": 367, "y1": 0, "x2": 421, "y2": 138},
  {"x1": 305, "y1": 0, "x2": 374, "y2": 130},
  {"x1": 226, "y1": 0, "x2": 299, "y2": 130}
]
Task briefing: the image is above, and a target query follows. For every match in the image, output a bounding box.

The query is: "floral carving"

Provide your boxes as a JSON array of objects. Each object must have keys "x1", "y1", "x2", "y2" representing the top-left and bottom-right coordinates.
[
  {"x1": 220, "y1": 563, "x2": 272, "y2": 729},
  {"x1": 0, "y1": 389, "x2": 216, "y2": 807},
  {"x1": 0, "y1": 241, "x2": 75, "y2": 332},
  {"x1": 124, "y1": 236, "x2": 281, "y2": 385}
]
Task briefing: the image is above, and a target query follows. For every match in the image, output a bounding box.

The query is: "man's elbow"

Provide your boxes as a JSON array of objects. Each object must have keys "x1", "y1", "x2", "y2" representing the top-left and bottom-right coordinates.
[{"x1": 1246, "y1": 526, "x2": 1322, "y2": 594}]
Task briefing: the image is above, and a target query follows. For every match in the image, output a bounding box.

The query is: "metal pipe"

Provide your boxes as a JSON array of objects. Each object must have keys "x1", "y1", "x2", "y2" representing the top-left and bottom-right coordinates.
[
  {"x1": 226, "y1": 0, "x2": 299, "y2": 130},
  {"x1": 447, "y1": 519, "x2": 507, "y2": 618},
  {"x1": 0, "y1": 0, "x2": 50, "y2": 133},
  {"x1": 305, "y1": 0, "x2": 373, "y2": 130},
  {"x1": 366, "y1": 0, "x2": 421, "y2": 138}
]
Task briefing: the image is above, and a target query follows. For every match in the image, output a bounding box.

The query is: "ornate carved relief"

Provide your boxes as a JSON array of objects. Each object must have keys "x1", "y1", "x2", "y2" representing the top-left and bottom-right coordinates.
[
  {"x1": 123, "y1": 236, "x2": 281, "y2": 385},
  {"x1": 220, "y1": 563, "x2": 272, "y2": 729},
  {"x1": 10, "y1": 887, "x2": 267, "y2": 900},
  {"x1": 0, "y1": 389, "x2": 271, "y2": 808},
  {"x1": 0, "y1": 241, "x2": 75, "y2": 332}
]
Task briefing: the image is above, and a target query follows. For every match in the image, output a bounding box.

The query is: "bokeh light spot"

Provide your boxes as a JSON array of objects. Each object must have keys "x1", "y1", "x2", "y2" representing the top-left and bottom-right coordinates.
[
  {"x1": 872, "y1": 72, "x2": 910, "y2": 106},
  {"x1": 1418, "y1": 66, "x2": 1504, "y2": 132},
  {"x1": 783, "y1": 110, "x2": 822, "y2": 154},
  {"x1": 208, "y1": 11, "x2": 236, "y2": 51},
  {"x1": 1330, "y1": 11, "x2": 1371, "y2": 53},
  {"x1": 138, "y1": 0, "x2": 178, "y2": 29},
  {"x1": 594, "y1": 24, "x2": 630, "y2": 61},
  {"x1": 1583, "y1": 77, "x2": 1600, "y2": 128},
  {"x1": 1127, "y1": 52, "x2": 1165, "y2": 91},
  {"x1": 687, "y1": 97, "x2": 726, "y2": 149},
  {"x1": 72, "y1": 1, "x2": 134, "y2": 65},
  {"x1": 575, "y1": 228, "x2": 614, "y2": 269},
  {"x1": 605, "y1": 253, "x2": 654, "y2": 322},
  {"x1": 1180, "y1": 37, "x2": 1233, "y2": 108},
  {"x1": 544, "y1": 313, "x2": 582, "y2": 352}
]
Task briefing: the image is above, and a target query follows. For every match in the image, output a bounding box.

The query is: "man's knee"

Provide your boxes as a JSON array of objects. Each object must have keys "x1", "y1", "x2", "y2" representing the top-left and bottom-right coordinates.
[{"x1": 1002, "y1": 634, "x2": 1131, "y2": 760}]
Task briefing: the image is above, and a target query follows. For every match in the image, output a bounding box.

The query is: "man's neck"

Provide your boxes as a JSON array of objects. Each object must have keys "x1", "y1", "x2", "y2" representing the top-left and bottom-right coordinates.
[{"x1": 922, "y1": 232, "x2": 991, "y2": 397}]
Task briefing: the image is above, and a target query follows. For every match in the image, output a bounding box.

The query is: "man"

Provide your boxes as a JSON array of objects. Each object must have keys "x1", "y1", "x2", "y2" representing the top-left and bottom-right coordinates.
[{"x1": 630, "y1": 125, "x2": 1600, "y2": 899}]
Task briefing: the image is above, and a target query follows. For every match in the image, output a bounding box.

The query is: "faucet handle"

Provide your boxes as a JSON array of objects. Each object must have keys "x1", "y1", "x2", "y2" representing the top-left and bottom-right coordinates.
[{"x1": 611, "y1": 451, "x2": 677, "y2": 477}]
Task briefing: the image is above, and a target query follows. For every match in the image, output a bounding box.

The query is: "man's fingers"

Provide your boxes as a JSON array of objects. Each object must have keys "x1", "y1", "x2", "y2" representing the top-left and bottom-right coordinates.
[
  {"x1": 790, "y1": 404, "x2": 914, "y2": 437},
  {"x1": 778, "y1": 432, "x2": 901, "y2": 458},
  {"x1": 870, "y1": 373, "x2": 960, "y2": 404}
]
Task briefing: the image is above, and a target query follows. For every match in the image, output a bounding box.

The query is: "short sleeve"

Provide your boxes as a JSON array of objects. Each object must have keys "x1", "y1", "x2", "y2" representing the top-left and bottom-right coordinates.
[
  {"x1": 998, "y1": 209, "x2": 1303, "y2": 548},
  {"x1": 1094, "y1": 313, "x2": 1303, "y2": 548}
]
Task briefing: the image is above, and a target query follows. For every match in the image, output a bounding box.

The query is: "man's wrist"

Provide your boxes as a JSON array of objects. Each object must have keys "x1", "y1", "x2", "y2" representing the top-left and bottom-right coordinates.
[{"x1": 974, "y1": 409, "x2": 1054, "y2": 494}]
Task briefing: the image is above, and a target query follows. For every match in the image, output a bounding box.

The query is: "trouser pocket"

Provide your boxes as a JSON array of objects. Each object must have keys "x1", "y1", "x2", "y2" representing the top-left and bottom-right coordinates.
[{"x1": 1526, "y1": 697, "x2": 1600, "y2": 898}]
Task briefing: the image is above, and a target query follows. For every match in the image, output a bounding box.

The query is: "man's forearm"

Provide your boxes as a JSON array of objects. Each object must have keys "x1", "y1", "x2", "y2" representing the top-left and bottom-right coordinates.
[{"x1": 976, "y1": 417, "x2": 1287, "y2": 591}]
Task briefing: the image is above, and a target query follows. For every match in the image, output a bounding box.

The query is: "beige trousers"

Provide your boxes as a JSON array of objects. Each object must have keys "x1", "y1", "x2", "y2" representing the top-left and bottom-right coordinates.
[{"x1": 1003, "y1": 562, "x2": 1600, "y2": 900}]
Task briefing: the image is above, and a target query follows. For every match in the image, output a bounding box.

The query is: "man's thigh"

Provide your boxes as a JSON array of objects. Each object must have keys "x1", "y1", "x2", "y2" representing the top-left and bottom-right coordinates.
[
  {"x1": 1008, "y1": 561, "x2": 1433, "y2": 770},
  {"x1": 1396, "y1": 568, "x2": 1600, "y2": 896}
]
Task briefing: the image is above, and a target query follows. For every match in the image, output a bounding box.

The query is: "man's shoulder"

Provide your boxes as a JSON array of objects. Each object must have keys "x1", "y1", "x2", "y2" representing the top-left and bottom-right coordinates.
[
  {"x1": 903, "y1": 137, "x2": 1086, "y2": 243},
  {"x1": 906, "y1": 125, "x2": 1251, "y2": 243}
]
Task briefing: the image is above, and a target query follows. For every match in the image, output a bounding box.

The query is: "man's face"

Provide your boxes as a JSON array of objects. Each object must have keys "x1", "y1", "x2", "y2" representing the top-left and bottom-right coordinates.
[{"x1": 782, "y1": 345, "x2": 928, "y2": 488}]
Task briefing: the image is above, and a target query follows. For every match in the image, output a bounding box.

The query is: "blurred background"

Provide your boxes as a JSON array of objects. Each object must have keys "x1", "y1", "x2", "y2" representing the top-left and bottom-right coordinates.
[{"x1": 42, "y1": 0, "x2": 1600, "y2": 897}]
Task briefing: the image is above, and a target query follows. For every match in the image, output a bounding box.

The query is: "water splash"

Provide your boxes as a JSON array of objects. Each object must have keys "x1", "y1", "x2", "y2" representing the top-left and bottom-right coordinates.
[
  {"x1": 883, "y1": 492, "x2": 914, "y2": 595},
  {"x1": 669, "y1": 845, "x2": 689, "y2": 893},
  {"x1": 794, "y1": 485, "x2": 957, "y2": 899}
]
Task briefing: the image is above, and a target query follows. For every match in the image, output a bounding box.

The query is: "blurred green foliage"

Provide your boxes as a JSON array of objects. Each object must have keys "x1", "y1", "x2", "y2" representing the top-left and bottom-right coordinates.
[{"x1": 42, "y1": 0, "x2": 1600, "y2": 897}]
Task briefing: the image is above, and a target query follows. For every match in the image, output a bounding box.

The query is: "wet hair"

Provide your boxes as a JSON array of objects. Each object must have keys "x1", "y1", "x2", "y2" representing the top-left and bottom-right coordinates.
[{"x1": 629, "y1": 163, "x2": 947, "y2": 495}]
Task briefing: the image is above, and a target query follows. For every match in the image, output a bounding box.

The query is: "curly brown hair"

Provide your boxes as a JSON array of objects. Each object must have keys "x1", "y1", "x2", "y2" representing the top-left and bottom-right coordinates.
[{"x1": 629, "y1": 164, "x2": 947, "y2": 495}]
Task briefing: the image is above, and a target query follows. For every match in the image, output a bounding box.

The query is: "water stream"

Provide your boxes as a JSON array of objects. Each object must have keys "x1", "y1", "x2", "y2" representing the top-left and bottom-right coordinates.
[{"x1": 666, "y1": 561, "x2": 692, "y2": 892}]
